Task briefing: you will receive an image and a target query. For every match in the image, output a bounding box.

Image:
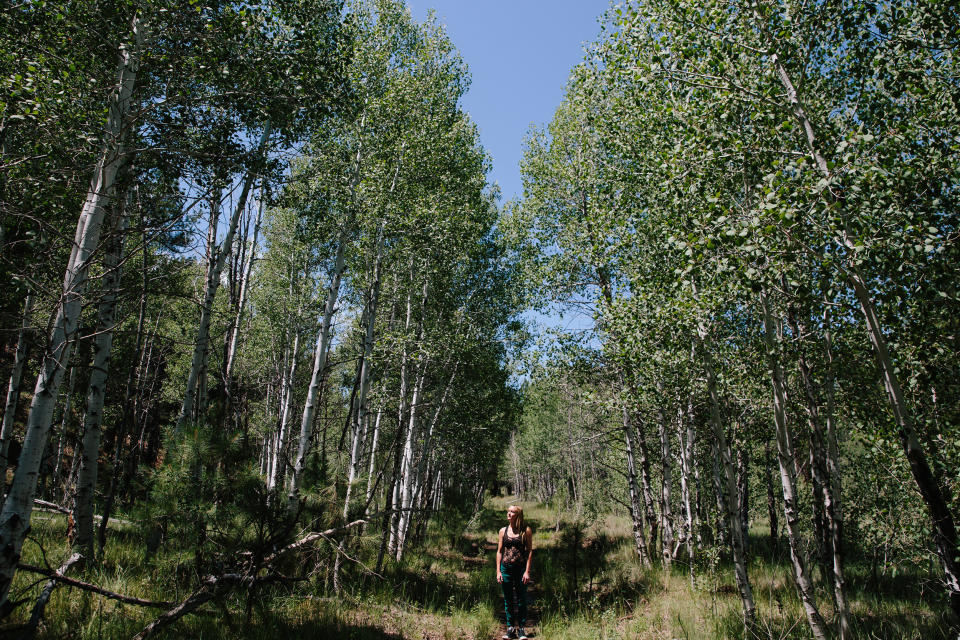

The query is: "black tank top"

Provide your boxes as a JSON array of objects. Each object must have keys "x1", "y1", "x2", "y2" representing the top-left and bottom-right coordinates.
[{"x1": 502, "y1": 527, "x2": 527, "y2": 566}]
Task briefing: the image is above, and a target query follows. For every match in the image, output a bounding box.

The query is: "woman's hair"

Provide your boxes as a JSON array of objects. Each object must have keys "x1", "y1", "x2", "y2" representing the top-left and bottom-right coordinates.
[{"x1": 508, "y1": 504, "x2": 525, "y2": 533}]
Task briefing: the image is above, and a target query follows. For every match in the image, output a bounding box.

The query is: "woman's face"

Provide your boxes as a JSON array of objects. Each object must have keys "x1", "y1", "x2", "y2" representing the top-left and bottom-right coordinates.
[{"x1": 507, "y1": 507, "x2": 519, "y2": 525}]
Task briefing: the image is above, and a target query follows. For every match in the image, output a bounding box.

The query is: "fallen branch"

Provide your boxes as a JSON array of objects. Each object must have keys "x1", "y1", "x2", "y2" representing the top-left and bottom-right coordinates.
[
  {"x1": 265, "y1": 518, "x2": 368, "y2": 564},
  {"x1": 16, "y1": 563, "x2": 174, "y2": 609},
  {"x1": 131, "y1": 573, "x2": 291, "y2": 640},
  {"x1": 23, "y1": 553, "x2": 83, "y2": 639},
  {"x1": 32, "y1": 499, "x2": 138, "y2": 526},
  {"x1": 131, "y1": 574, "x2": 239, "y2": 640},
  {"x1": 33, "y1": 499, "x2": 69, "y2": 515}
]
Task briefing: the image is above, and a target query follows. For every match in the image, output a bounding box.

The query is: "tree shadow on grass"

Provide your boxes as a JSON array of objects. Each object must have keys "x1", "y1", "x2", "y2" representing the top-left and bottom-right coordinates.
[
  {"x1": 256, "y1": 618, "x2": 404, "y2": 640},
  {"x1": 377, "y1": 561, "x2": 497, "y2": 612},
  {"x1": 480, "y1": 513, "x2": 659, "y2": 626}
]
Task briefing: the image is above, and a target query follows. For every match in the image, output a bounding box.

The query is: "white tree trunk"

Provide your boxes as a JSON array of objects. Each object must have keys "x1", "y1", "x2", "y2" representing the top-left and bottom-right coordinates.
[
  {"x1": 657, "y1": 396, "x2": 674, "y2": 566},
  {"x1": 630, "y1": 418, "x2": 658, "y2": 555},
  {"x1": 269, "y1": 323, "x2": 301, "y2": 492},
  {"x1": 677, "y1": 396, "x2": 696, "y2": 572},
  {"x1": 364, "y1": 400, "x2": 385, "y2": 506},
  {"x1": 786, "y1": 290, "x2": 851, "y2": 639},
  {"x1": 0, "y1": 293, "x2": 34, "y2": 475},
  {"x1": 411, "y1": 358, "x2": 457, "y2": 512},
  {"x1": 695, "y1": 321, "x2": 756, "y2": 624},
  {"x1": 73, "y1": 207, "x2": 129, "y2": 558},
  {"x1": 821, "y1": 298, "x2": 850, "y2": 639},
  {"x1": 0, "y1": 13, "x2": 146, "y2": 606},
  {"x1": 174, "y1": 125, "x2": 269, "y2": 436},
  {"x1": 343, "y1": 238, "x2": 383, "y2": 516},
  {"x1": 622, "y1": 405, "x2": 651, "y2": 566},
  {"x1": 286, "y1": 225, "x2": 350, "y2": 516},
  {"x1": 388, "y1": 276, "x2": 416, "y2": 554},
  {"x1": 759, "y1": 290, "x2": 829, "y2": 640},
  {"x1": 764, "y1": 40, "x2": 960, "y2": 618},
  {"x1": 394, "y1": 353, "x2": 428, "y2": 562},
  {"x1": 223, "y1": 192, "x2": 264, "y2": 385}
]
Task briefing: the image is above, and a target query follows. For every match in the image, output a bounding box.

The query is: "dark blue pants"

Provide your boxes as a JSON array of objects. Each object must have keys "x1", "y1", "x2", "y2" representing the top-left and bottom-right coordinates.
[{"x1": 500, "y1": 562, "x2": 527, "y2": 627}]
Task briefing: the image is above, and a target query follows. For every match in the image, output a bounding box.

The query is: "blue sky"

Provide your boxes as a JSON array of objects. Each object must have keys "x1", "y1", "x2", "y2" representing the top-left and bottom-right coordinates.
[{"x1": 404, "y1": 0, "x2": 612, "y2": 202}]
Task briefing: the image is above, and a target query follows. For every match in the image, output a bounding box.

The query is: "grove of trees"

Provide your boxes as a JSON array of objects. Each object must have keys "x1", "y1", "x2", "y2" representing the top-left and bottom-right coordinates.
[
  {"x1": 2, "y1": 0, "x2": 959, "y2": 638},
  {"x1": 1, "y1": 0, "x2": 519, "y2": 633},
  {"x1": 508, "y1": 1, "x2": 960, "y2": 638}
]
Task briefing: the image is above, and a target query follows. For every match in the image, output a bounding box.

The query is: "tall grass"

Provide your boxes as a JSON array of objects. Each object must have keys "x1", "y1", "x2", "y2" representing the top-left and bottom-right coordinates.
[{"x1": 4, "y1": 498, "x2": 954, "y2": 639}]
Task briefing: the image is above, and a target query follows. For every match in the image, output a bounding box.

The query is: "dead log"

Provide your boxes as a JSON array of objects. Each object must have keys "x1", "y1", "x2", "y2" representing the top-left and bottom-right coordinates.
[
  {"x1": 131, "y1": 574, "x2": 239, "y2": 640},
  {"x1": 131, "y1": 573, "x2": 293, "y2": 640},
  {"x1": 32, "y1": 499, "x2": 138, "y2": 527},
  {"x1": 16, "y1": 563, "x2": 174, "y2": 609},
  {"x1": 22, "y1": 553, "x2": 83, "y2": 639}
]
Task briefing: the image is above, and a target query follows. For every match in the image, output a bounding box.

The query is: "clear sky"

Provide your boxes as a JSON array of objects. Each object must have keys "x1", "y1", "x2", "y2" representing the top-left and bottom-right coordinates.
[{"x1": 404, "y1": 0, "x2": 611, "y2": 202}]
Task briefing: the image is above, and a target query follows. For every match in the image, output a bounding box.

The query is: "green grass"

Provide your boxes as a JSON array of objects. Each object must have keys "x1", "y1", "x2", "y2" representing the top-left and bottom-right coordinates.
[{"x1": 3, "y1": 499, "x2": 955, "y2": 639}]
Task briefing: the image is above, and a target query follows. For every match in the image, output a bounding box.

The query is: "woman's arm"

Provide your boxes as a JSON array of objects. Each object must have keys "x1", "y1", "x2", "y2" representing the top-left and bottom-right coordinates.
[
  {"x1": 522, "y1": 527, "x2": 534, "y2": 583},
  {"x1": 496, "y1": 527, "x2": 505, "y2": 583}
]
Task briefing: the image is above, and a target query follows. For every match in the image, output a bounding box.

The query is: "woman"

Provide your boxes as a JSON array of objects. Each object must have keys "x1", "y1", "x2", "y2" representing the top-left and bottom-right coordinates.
[{"x1": 496, "y1": 504, "x2": 533, "y2": 640}]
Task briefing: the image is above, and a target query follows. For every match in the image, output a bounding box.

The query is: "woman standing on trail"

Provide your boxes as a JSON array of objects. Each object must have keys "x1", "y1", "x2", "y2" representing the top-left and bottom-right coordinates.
[{"x1": 497, "y1": 504, "x2": 533, "y2": 640}]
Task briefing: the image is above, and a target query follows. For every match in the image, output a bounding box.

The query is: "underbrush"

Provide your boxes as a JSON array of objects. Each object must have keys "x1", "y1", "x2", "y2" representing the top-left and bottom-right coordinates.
[{"x1": 3, "y1": 498, "x2": 955, "y2": 639}]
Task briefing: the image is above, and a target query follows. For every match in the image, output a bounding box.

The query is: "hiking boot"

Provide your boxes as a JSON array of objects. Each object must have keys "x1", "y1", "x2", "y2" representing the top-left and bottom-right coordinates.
[
  {"x1": 502, "y1": 627, "x2": 516, "y2": 639},
  {"x1": 517, "y1": 627, "x2": 528, "y2": 639}
]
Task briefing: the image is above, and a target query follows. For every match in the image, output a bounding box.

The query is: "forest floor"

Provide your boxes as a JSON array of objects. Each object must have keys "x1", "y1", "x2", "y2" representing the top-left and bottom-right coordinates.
[{"x1": 7, "y1": 496, "x2": 957, "y2": 639}]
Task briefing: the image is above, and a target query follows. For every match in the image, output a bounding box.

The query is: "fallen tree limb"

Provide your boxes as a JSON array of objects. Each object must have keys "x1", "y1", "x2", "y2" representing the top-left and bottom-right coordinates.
[
  {"x1": 16, "y1": 563, "x2": 174, "y2": 609},
  {"x1": 24, "y1": 553, "x2": 83, "y2": 639},
  {"x1": 131, "y1": 573, "x2": 292, "y2": 640},
  {"x1": 131, "y1": 574, "x2": 238, "y2": 640},
  {"x1": 32, "y1": 499, "x2": 138, "y2": 526},
  {"x1": 33, "y1": 500, "x2": 70, "y2": 515},
  {"x1": 266, "y1": 519, "x2": 369, "y2": 563}
]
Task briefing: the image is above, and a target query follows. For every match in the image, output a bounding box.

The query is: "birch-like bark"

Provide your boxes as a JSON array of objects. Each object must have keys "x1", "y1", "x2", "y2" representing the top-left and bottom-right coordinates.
[
  {"x1": 344, "y1": 236, "x2": 384, "y2": 515},
  {"x1": 851, "y1": 275, "x2": 960, "y2": 616},
  {"x1": 174, "y1": 125, "x2": 270, "y2": 436},
  {"x1": 383, "y1": 283, "x2": 415, "y2": 563},
  {"x1": 394, "y1": 281, "x2": 430, "y2": 559},
  {"x1": 412, "y1": 358, "x2": 458, "y2": 509},
  {"x1": 596, "y1": 266, "x2": 658, "y2": 557},
  {"x1": 657, "y1": 395, "x2": 674, "y2": 565},
  {"x1": 764, "y1": 440, "x2": 779, "y2": 546},
  {"x1": 0, "y1": 293, "x2": 33, "y2": 475},
  {"x1": 821, "y1": 293, "x2": 850, "y2": 639},
  {"x1": 286, "y1": 224, "x2": 350, "y2": 516},
  {"x1": 73, "y1": 206, "x2": 129, "y2": 558},
  {"x1": 622, "y1": 405, "x2": 651, "y2": 566},
  {"x1": 268, "y1": 328, "x2": 300, "y2": 492},
  {"x1": 286, "y1": 109, "x2": 368, "y2": 516},
  {"x1": 266, "y1": 257, "x2": 301, "y2": 488},
  {"x1": 364, "y1": 402, "x2": 385, "y2": 505},
  {"x1": 0, "y1": 14, "x2": 146, "y2": 606},
  {"x1": 695, "y1": 320, "x2": 756, "y2": 624},
  {"x1": 763, "y1": 36, "x2": 960, "y2": 618},
  {"x1": 394, "y1": 351, "x2": 428, "y2": 562},
  {"x1": 736, "y1": 428, "x2": 750, "y2": 553},
  {"x1": 632, "y1": 416, "x2": 659, "y2": 558},
  {"x1": 50, "y1": 359, "x2": 78, "y2": 498},
  {"x1": 265, "y1": 344, "x2": 287, "y2": 487},
  {"x1": 223, "y1": 191, "x2": 264, "y2": 386},
  {"x1": 677, "y1": 394, "x2": 696, "y2": 571},
  {"x1": 760, "y1": 289, "x2": 829, "y2": 640},
  {"x1": 786, "y1": 294, "x2": 850, "y2": 639}
]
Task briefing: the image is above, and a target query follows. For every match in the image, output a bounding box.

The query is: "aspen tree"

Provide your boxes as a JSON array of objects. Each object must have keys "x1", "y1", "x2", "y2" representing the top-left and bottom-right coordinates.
[{"x1": 0, "y1": 12, "x2": 147, "y2": 606}]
